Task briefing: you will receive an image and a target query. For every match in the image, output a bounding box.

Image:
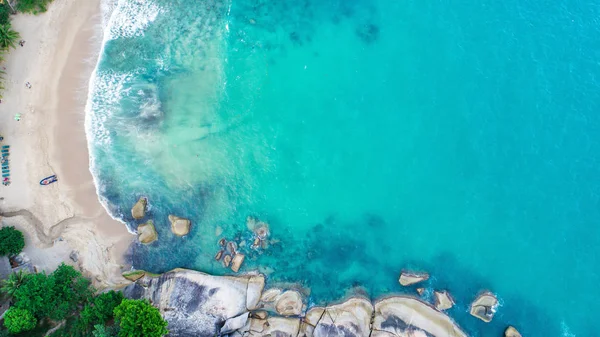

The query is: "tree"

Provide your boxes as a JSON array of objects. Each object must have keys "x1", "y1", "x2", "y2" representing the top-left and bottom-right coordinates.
[
  {"x1": 80, "y1": 290, "x2": 124, "y2": 330},
  {"x1": 114, "y1": 299, "x2": 168, "y2": 337},
  {"x1": 0, "y1": 22, "x2": 18, "y2": 50},
  {"x1": 49, "y1": 263, "x2": 94, "y2": 320},
  {"x1": 15, "y1": 0, "x2": 52, "y2": 14},
  {"x1": 13, "y1": 272, "x2": 55, "y2": 318},
  {"x1": 0, "y1": 226, "x2": 25, "y2": 256},
  {"x1": 1, "y1": 269, "x2": 27, "y2": 297},
  {"x1": 3, "y1": 307, "x2": 37, "y2": 334},
  {"x1": 92, "y1": 324, "x2": 119, "y2": 337}
]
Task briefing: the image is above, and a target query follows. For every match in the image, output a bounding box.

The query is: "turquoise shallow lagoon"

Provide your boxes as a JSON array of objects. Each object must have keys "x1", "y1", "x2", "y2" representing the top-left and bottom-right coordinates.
[{"x1": 87, "y1": 0, "x2": 600, "y2": 335}]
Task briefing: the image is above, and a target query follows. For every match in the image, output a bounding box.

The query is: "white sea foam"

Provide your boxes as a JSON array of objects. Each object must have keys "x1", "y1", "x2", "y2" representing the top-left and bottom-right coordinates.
[{"x1": 105, "y1": 0, "x2": 164, "y2": 41}]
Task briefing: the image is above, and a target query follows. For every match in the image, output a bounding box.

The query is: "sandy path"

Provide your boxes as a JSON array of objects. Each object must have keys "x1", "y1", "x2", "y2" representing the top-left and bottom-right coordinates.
[{"x1": 0, "y1": 0, "x2": 134, "y2": 288}]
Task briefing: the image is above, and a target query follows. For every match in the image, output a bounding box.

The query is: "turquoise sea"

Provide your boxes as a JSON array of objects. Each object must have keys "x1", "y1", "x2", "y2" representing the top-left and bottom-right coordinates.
[{"x1": 86, "y1": 0, "x2": 600, "y2": 335}]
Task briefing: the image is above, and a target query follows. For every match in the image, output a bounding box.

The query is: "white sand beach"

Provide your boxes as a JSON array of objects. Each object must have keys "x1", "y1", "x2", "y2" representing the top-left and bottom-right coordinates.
[{"x1": 0, "y1": 0, "x2": 133, "y2": 287}]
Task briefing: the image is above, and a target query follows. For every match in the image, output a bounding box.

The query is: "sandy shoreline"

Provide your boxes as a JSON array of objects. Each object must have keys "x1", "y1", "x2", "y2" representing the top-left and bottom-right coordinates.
[{"x1": 0, "y1": 0, "x2": 133, "y2": 287}]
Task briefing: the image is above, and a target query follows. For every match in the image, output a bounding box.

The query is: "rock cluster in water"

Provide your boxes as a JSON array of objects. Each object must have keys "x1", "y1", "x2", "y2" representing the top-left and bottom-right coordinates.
[
  {"x1": 169, "y1": 215, "x2": 191, "y2": 236},
  {"x1": 122, "y1": 269, "x2": 469, "y2": 337},
  {"x1": 131, "y1": 197, "x2": 147, "y2": 219},
  {"x1": 469, "y1": 292, "x2": 499, "y2": 322},
  {"x1": 137, "y1": 220, "x2": 158, "y2": 244}
]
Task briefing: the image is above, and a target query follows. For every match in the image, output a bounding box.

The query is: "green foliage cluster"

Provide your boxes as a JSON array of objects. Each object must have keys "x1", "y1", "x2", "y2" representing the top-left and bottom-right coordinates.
[
  {"x1": 0, "y1": 226, "x2": 25, "y2": 256},
  {"x1": 15, "y1": 0, "x2": 53, "y2": 14},
  {"x1": 3, "y1": 307, "x2": 37, "y2": 334},
  {"x1": 114, "y1": 299, "x2": 168, "y2": 337}
]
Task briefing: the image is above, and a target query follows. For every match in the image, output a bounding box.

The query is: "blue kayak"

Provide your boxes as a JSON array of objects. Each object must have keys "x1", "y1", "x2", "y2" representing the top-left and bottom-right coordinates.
[{"x1": 40, "y1": 175, "x2": 57, "y2": 186}]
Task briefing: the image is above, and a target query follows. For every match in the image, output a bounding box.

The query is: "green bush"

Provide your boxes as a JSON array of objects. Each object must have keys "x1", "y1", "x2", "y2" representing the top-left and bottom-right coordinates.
[
  {"x1": 0, "y1": 226, "x2": 25, "y2": 256},
  {"x1": 49, "y1": 263, "x2": 94, "y2": 320},
  {"x1": 80, "y1": 291, "x2": 124, "y2": 331},
  {"x1": 92, "y1": 324, "x2": 119, "y2": 337},
  {"x1": 0, "y1": 23, "x2": 18, "y2": 50},
  {"x1": 3, "y1": 307, "x2": 37, "y2": 334},
  {"x1": 15, "y1": 0, "x2": 53, "y2": 14},
  {"x1": 13, "y1": 272, "x2": 55, "y2": 318},
  {"x1": 1, "y1": 269, "x2": 27, "y2": 297},
  {"x1": 114, "y1": 299, "x2": 168, "y2": 337},
  {"x1": 0, "y1": 3, "x2": 12, "y2": 26}
]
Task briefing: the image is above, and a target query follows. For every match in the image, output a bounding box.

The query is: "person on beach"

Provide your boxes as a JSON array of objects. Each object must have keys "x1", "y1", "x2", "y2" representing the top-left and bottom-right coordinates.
[
  {"x1": 25, "y1": 82, "x2": 31, "y2": 89},
  {"x1": 18, "y1": 40, "x2": 25, "y2": 47}
]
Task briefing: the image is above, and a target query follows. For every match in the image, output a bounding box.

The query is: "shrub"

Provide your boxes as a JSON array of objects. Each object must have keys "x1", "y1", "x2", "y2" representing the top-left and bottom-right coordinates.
[
  {"x1": 49, "y1": 263, "x2": 94, "y2": 320},
  {"x1": 0, "y1": 226, "x2": 25, "y2": 256},
  {"x1": 16, "y1": 0, "x2": 53, "y2": 14},
  {"x1": 1, "y1": 269, "x2": 27, "y2": 297},
  {"x1": 80, "y1": 290, "x2": 124, "y2": 329},
  {"x1": 0, "y1": 22, "x2": 18, "y2": 50},
  {"x1": 3, "y1": 307, "x2": 37, "y2": 334},
  {"x1": 13, "y1": 272, "x2": 55, "y2": 318},
  {"x1": 114, "y1": 299, "x2": 168, "y2": 337}
]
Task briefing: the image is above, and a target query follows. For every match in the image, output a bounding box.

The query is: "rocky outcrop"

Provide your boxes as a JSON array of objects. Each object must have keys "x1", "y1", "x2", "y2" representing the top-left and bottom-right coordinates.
[
  {"x1": 169, "y1": 215, "x2": 190, "y2": 236},
  {"x1": 231, "y1": 253, "x2": 245, "y2": 273},
  {"x1": 469, "y1": 292, "x2": 498, "y2": 322},
  {"x1": 131, "y1": 197, "x2": 147, "y2": 219},
  {"x1": 416, "y1": 287, "x2": 425, "y2": 296},
  {"x1": 137, "y1": 220, "x2": 158, "y2": 244},
  {"x1": 122, "y1": 269, "x2": 467, "y2": 337},
  {"x1": 399, "y1": 271, "x2": 429, "y2": 286},
  {"x1": 434, "y1": 290, "x2": 455, "y2": 311},
  {"x1": 373, "y1": 297, "x2": 467, "y2": 337},
  {"x1": 505, "y1": 326, "x2": 522, "y2": 337}
]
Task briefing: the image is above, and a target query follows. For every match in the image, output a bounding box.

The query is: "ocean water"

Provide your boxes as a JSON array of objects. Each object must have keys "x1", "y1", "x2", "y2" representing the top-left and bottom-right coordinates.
[{"x1": 86, "y1": 0, "x2": 600, "y2": 335}]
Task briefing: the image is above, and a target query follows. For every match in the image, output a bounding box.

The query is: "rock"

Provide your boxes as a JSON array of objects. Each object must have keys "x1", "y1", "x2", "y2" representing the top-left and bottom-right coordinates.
[
  {"x1": 227, "y1": 241, "x2": 238, "y2": 254},
  {"x1": 313, "y1": 297, "x2": 373, "y2": 337},
  {"x1": 215, "y1": 250, "x2": 224, "y2": 261},
  {"x1": 137, "y1": 220, "x2": 158, "y2": 244},
  {"x1": 251, "y1": 311, "x2": 268, "y2": 320},
  {"x1": 248, "y1": 317, "x2": 300, "y2": 337},
  {"x1": 223, "y1": 255, "x2": 232, "y2": 267},
  {"x1": 304, "y1": 307, "x2": 325, "y2": 326},
  {"x1": 219, "y1": 238, "x2": 227, "y2": 246},
  {"x1": 121, "y1": 268, "x2": 261, "y2": 336},
  {"x1": 505, "y1": 326, "x2": 522, "y2": 337},
  {"x1": 215, "y1": 225, "x2": 223, "y2": 236},
  {"x1": 122, "y1": 270, "x2": 145, "y2": 281},
  {"x1": 298, "y1": 322, "x2": 315, "y2": 337},
  {"x1": 434, "y1": 290, "x2": 455, "y2": 311},
  {"x1": 246, "y1": 275, "x2": 265, "y2": 310},
  {"x1": 373, "y1": 296, "x2": 467, "y2": 337},
  {"x1": 131, "y1": 197, "x2": 147, "y2": 219},
  {"x1": 275, "y1": 290, "x2": 303, "y2": 316},
  {"x1": 254, "y1": 222, "x2": 270, "y2": 239},
  {"x1": 469, "y1": 292, "x2": 498, "y2": 323},
  {"x1": 399, "y1": 271, "x2": 429, "y2": 286},
  {"x1": 417, "y1": 287, "x2": 425, "y2": 296},
  {"x1": 221, "y1": 312, "x2": 249, "y2": 335},
  {"x1": 231, "y1": 253, "x2": 245, "y2": 272},
  {"x1": 261, "y1": 288, "x2": 282, "y2": 302},
  {"x1": 169, "y1": 215, "x2": 191, "y2": 236},
  {"x1": 69, "y1": 250, "x2": 79, "y2": 263}
]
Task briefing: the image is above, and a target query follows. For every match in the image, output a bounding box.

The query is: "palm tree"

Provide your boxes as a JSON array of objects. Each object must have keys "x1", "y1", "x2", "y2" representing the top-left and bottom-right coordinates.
[
  {"x1": 0, "y1": 0, "x2": 16, "y2": 14},
  {"x1": 1, "y1": 270, "x2": 28, "y2": 297},
  {"x1": 0, "y1": 23, "x2": 19, "y2": 50}
]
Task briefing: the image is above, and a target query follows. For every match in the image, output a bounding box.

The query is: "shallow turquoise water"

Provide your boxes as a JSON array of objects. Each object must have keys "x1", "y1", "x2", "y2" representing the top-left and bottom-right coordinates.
[{"x1": 87, "y1": 0, "x2": 600, "y2": 335}]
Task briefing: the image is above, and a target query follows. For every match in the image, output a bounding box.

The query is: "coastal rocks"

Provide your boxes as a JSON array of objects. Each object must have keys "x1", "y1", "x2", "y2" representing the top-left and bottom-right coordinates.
[
  {"x1": 122, "y1": 268, "x2": 256, "y2": 336},
  {"x1": 122, "y1": 270, "x2": 145, "y2": 282},
  {"x1": 246, "y1": 317, "x2": 301, "y2": 337},
  {"x1": 434, "y1": 290, "x2": 455, "y2": 311},
  {"x1": 246, "y1": 275, "x2": 265, "y2": 310},
  {"x1": 69, "y1": 250, "x2": 79, "y2": 262},
  {"x1": 505, "y1": 326, "x2": 522, "y2": 337},
  {"x1": 373, "y1": 297, "x2": 467, "y2": 337},
  {"x1": 469, "y1": 292, "x2": 499, "y2": 322},
  {"x1": 399, "y1": 271, "x2": 430, "y2": 286},
  {"x1": 312, "y1": 297, "x2": 373, "y2": 337},
  {"x1": 137, "y1": 220, "x2": 157, "y2": 244},
  {"x1": 416, "y1": 288, "x2": 425, "y2": 296},
  {"x1": 231, "y1": 253, "x2": 245, "y2": 273},
  {"x1": 221, "y1": 312, "x2": 250, "y2": 335},
  {"x1": 275, "y1": 290, "x2": 304, "y2": 316},
  {"x1": 247, "y1": 216, "x2": 271, "y2": 249},
  {"x1": 168, "y1": 215, "x2": 190, "y2": 236},
  {"x1": 131, "y1": 197, "x2": 147, "y2": 219}
]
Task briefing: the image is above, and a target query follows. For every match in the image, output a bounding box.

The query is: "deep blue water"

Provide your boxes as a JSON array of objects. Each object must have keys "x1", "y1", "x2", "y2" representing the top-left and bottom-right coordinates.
[{"x1": 86, "y1": 0, "x2": 600, "y2": 335}]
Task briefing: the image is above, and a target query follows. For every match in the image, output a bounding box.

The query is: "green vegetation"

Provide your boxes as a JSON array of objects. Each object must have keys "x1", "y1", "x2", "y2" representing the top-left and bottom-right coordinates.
[
  {"x1": 114, "y1": 299, "x2": 168, "y2": 337},
  {"x1": 0, "y1": 226, "x2": 25, "y2": 256},
  {"x1": 1, "y1": 264, "x2": 168, "y2": 336},
  {"x1": 3, "y1": 308, "x2": 37, "y2": 334},
  {"x1": 15, "y1": 0, "x2": 53, "y2": 14},
  {"x1": 0, "y1": 23, "x2": 18, "y2": 50}
]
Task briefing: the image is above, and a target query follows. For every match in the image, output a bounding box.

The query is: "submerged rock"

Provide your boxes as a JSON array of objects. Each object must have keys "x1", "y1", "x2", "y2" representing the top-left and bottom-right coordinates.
[
  {"x1": 469, "y1": 292, "x2": 499, "y2": 322},
  {"x1": 169, "y1": 215, "x2": 190, "y2": 236},
  {"x1": 275, "y1": 290, "x2": 303, "y2": 316},
  {"x1": 223, "y1": 255, "x2": 232, "y2": 267},
  {"x1": 137, "y1": 220, "x2": 158, "y2": 244},
  {"x1": 505, "y1": 326, "x2": 522, "y2": 337},
  {"x1": 373, "y1": 296, "x2": 467, "y2": 337},
  {"x1": 416, "y1": 288, "x2": 425, "y2": 296},
  {"x1": 231, "y1": 253, "x2": 245, "y2": 272},
  {"x1": 399, "y1": 271, "x2": 430, "y2": 286},
  {"x1": 434, "y1": 290, "x2": 455, "y2": 311},
  {"x1": 131, "y1": 197, "x2": 147, "y2": 219}
]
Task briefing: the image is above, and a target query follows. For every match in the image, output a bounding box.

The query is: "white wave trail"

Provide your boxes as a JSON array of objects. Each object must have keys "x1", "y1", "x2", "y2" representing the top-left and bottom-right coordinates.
[{"x1": 83, "y1": 0, "x2": 164, "y2": 232}]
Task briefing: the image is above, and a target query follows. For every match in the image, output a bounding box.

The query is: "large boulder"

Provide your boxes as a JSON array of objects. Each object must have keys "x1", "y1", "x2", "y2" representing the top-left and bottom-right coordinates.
[
  {"x1": 469, "y1": 292, "x2": 498, "y2": 323},
  {"x1": 373, "y1": 296, "x2": 467, "y2": 337},
  {"x1": 122, "y1": 268, "x2": 259, "y2": 336},
  {"x1": 246, "y1": 275, "x2": 265, "y2": 310},
  {"x1": 248, "y1": 317, "x2": 301, "y2": 337},
  {"x1": 434, "y1": 290, "x2": 455, "y2": 311},
  {"x1": 131, "y1": 197, "x2": 147, "y2": 219},
  {"x1": 169, "y1": 215, "x2": 191, "y2": 236},
  {"x1": 275, "y1": 290, "x2": 303, "y2": 316},
  {"x1": 505, "y1": 326, "x2": 522, "y2": 337},
  {"x1": 137, "y1": 220, "x2": 158, "y2": 244},
  {"x1": 231, "y1": 253, "x2": 245, "y2": 273},
  {"x1": 399, "y1": 271, "x2": 429, "y2": 286},
  {"x1": 312, "y1": 297, "x2": 373, "y2": 337}
]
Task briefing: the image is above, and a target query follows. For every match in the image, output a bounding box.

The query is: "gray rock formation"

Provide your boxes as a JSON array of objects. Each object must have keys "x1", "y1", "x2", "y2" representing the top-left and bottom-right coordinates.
[
  {"x1": 131, "y1": 197, "x2": 147, "y2": 219},
  {"x1": 399, "y1": 271, "x2": 429, "y2": 286},
  {"x1": 169, "y1": 215, "x2": 191, "y2": 236},
  {"x1": 469, "y1": 292, "x2": 498, "y2": 322}
]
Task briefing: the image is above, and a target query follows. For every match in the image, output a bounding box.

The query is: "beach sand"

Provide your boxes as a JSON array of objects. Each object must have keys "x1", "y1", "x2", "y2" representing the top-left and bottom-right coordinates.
[{"x1": 0, "y1": 0, "x2": 133, "y2": 288}]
